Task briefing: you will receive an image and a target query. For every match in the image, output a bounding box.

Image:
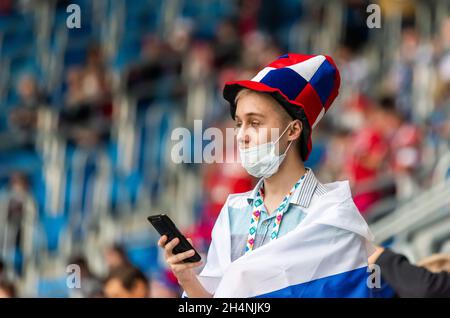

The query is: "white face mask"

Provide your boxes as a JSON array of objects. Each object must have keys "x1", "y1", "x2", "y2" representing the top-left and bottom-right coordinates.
[{"x1": 239, "y1": 123, "x2": 294, "y2": 178}]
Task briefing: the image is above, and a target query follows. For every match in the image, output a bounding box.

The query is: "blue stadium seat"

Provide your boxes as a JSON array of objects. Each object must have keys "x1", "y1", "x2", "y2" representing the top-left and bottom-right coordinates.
[
  {"x1": 63, "y1": 46, "x2": 87, "y2": 67},
  {"x1": 122, "y1": 230, "x2": 160, "y2": 276},
  {"x1": 0, "y1": 12, "x2": 33, "y2": 33},
  {"x1": 63, "y1": 146, "x2": 100, "y2": 221},
  {"x1": 9, "y1": 55, "x2": 40, "y2": 78},
  {"x1": 0, "y1": 150, "x2": 41, "y2": 176},
  {"x1": 1, "y1": 29, "x2": 34, "y2": 57},
  {"x1": 112, "y1": 35, "x2": 142, "y2": 71},
  {"x1": 180, "y1": 0, "x2": 234, "y2": 39},
  {"x1": 126, "y1": 243, "x2": 159, "y2": 276},
  {"x1": 41, "y1": 215, "x2": 69, "y2": 253},
  {"x1": 37, "y1": 276, "x2": 69, "y2": 298}
]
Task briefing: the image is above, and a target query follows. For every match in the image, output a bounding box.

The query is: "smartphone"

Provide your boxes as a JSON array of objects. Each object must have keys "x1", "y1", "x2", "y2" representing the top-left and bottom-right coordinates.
[{"x1": 148, "y1": 214, "x2": 201, "y2": 263}]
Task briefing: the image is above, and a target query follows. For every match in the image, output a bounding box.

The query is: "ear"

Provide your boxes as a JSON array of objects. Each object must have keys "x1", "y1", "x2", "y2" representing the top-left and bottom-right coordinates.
[{"x1": 287, "y1": 120, "x2": 303, "y2": 142}]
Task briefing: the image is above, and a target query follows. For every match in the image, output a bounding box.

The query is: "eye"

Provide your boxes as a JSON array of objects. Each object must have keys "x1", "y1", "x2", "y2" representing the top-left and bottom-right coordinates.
[
  {"x1": 251, "y1": 121, "x2": 260, "y2": 128},
  {"x1": 234, "y1": 121, "x2": 242, "y2": 128}
]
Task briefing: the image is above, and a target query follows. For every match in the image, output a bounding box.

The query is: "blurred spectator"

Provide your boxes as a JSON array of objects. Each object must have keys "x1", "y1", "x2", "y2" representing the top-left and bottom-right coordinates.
[
  {"x1": 384, "y1": 96, "x2": 423, "y2": 199},
  {"x1": 388, "y1": 26, "x2": 434, "y2": 122},
  {"x1": 67, "y1": 255, "x2": 103, "y2": 298},
  {"x1": 336, "y1": 44, "x2": 370, "y2": 98},
  {"x1": 63, "y1": 44, "x2": 111, "y2": 107},
  {"x1": 213, "y1": 19, "x2": 241, "y2": 69},
  {"x1": 64, "y1": 67, "x2": 86, "y2": 107},
  {"x1": 241, "y1": 31, "x2": 282, "y2": 70},
  {"x1": 103, "y1": 265, "x2": 150, "y2": 298},
  {"x1": 82, "y1": 44, "x2": 110, "y2": 102},
  {"x1": 14, "y1": 74, "x2": 47, "y2": 109},
  {"x1": 103, "y1": 244, "x2": 132, "y2": 273},
  {"x1": 0, "y1": 258, "x2": 5, "y2": 279},
  {"x1": 59, "y1": 44, "x2": 112, "y2": 147},
  {"x1": 345, "y1": 100, "x2": 391, "y2": 214},
  {"x1": 167, "y1": 18, "x2": 194, "y2": 55},
  {"x1": 319, "y1": 126, "x2": 353, "y2": 182},
  {"x1": 0, "y1": 172, "x2": 36, "y2": 276},
  {"x1": 0, "y1": 279, "x2": 16, "y2": 298},
  {"x1": 2, "y1": 74, "x2": 47, "y2": 152},
  {"x1": 149, "y1": 271, "x2": 182, "y2": 298},
  {"x1": 183, "y1": 41, "x2": 216, "y2": 123},
  {"x1": 341, "y1": 0, "x2": 369, "y2": 53},
  {"x1": 369, "y1": 247, "x2": 450, "y2": 298},
  {"x1": 258, "y1": 0, "x2": 303, "y2": 50},
  {"x1": 126, "y1": 35, "x2": 184, "y2": 104},
  {"x1": 237, "y1": 0, "x2": 260, "y2": 36},
  {"x1": 417, "y1": 254, "x2": 450, "y2": 273}
]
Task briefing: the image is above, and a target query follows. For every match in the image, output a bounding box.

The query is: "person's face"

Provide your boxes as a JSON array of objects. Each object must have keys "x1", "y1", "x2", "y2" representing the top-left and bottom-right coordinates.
[
  {"x1": 371, "y1": 108, "x2": 400, "y2": 137},
  {"x1": 234, "y1": 91, "x2": 301, "y2": 152},
  {"x1": 0, "y1": 288, "x2": 12, "y2": 298},
  {"x1": 103, "y1": 278, "x2": 148, "y2": 298},
  {"x1": 17, "y1": 76, "x2": 36, "y2": 99},
  {"x1": 104, "y1": 248, "x2": 126, "y2": 270}
]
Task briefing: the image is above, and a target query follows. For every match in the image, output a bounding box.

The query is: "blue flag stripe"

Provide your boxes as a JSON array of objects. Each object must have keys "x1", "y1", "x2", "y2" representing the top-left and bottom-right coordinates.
[{"x1": 255, "y1": 266, "x2": 371, "y2": 298}]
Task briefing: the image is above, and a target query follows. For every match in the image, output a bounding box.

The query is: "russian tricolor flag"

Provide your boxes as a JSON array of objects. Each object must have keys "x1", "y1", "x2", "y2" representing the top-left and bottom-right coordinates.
[{"x1": 185, "y1": 180, "x2": 376, "y2": 298}]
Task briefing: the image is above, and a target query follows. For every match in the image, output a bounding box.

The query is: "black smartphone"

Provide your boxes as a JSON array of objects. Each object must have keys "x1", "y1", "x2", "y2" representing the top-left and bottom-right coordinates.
[{"x1": 148, "y1": 214, "x2": 201, "y2": 263}]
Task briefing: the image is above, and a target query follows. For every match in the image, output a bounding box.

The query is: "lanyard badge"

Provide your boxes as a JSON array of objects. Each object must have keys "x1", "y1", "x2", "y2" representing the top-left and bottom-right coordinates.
[{"x1": 245, "y1": 174, "x2": 306, "y2": 254}]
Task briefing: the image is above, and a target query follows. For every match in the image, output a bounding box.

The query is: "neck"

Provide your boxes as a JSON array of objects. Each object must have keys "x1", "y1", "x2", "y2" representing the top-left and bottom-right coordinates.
[{"x1": 263, "y1": 151, "x2": 306, "y2": 198}]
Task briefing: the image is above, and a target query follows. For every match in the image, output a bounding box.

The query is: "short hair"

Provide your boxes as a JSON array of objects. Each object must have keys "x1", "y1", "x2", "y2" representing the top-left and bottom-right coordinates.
[
  {"x1": 105, "y1": 265, "x2": 149, "y2": 291},
  {"x1": 110, "y1": 244, "x2": 128, "y2": 259},
  {"x1": 67, "y1": 255, "x2": 91, "y2": 274}
]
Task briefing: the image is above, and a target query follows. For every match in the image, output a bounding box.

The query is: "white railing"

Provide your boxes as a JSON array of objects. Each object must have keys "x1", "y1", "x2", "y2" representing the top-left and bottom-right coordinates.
[{"x1": 371, "y1": 178, "x2": 450, "y2": 244}]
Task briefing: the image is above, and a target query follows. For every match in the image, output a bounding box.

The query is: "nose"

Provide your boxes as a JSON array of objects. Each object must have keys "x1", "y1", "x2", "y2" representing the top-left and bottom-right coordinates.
[{"x1": 236, "y1": 126, "x2": 250, "y2": 147}]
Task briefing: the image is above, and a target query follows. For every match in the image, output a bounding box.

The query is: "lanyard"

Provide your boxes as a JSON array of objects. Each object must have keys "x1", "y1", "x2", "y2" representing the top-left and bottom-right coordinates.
[{"x1": 245, "y1": 173, "x2": 306, "y2": 254}]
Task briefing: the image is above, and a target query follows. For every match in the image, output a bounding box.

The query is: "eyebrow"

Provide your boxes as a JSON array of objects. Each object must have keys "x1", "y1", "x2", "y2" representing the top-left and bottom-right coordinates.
[{"x1": 235, "y1": 112, "x2": 265, "y2": 120}]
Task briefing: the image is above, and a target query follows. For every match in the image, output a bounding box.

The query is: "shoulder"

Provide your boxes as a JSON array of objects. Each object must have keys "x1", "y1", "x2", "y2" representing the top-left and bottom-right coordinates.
[
  {"x1": 310, "y1": 179, "x2": 357, "y2": 214},
  {"x1": 224, "y1": 191, "x2": 252, "y2": 210},
  {"x1": 210, "y1": 191, "x2": 253, "y2": 238},
  {"x1": 317, "y1": 180, "x2": 353, "y2": 199},
  {"x1": 307, "y1": 179, "x2": 374, "y2": 242}
]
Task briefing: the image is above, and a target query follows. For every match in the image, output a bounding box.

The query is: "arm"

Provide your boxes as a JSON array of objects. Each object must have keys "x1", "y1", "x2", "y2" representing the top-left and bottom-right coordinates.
[
  {"x1": 178, "y1": 274, "x2": 212, "y2": 298},
  {"x1": 158, "y1": 236, "x2": 212, "y2": 298},
  {"x1": 163, "y1": 196, "x2": 231, "y2": 298},
  {"x1": 370, "y1": 247, "x2": 450, "y2": 298}
]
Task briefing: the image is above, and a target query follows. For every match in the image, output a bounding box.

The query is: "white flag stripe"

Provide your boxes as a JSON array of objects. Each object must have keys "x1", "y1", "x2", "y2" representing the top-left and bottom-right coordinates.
[
  {"x1": 214, "y1": 226, "x2": 368, "y2": 298},
  {"x1": 195, "y1": 180, "x2": 375, "y2": 298}
]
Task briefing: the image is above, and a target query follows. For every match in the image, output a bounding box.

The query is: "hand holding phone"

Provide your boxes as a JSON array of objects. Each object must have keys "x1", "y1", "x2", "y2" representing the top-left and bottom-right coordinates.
[
  {"x1": 149, "y1": 214, "x2": 212, "y2": 298},
  {"x1": 148, "y1": 214, "x2": 201, "y2": 263}
]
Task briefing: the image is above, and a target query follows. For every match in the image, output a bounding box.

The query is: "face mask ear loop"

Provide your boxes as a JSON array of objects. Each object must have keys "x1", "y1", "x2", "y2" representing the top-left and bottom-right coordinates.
[
  {"x1": 283, "y1": 139, "x2": 294, "y2": 155},
  {"x1": 274, "y1": 122, "x2": 294, "y2": 144},
  {"x1": 273, "y1": 122, "x2": 294, "y2": 156},
  {"x1": 261, "y1": 133, "x2": 294, "y2": 179}
]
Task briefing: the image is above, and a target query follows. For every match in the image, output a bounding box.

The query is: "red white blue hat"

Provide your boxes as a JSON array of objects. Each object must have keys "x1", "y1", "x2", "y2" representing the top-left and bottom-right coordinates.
[{"x1": 223, "y1": 53, "x2": 340, "y2": 161}]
